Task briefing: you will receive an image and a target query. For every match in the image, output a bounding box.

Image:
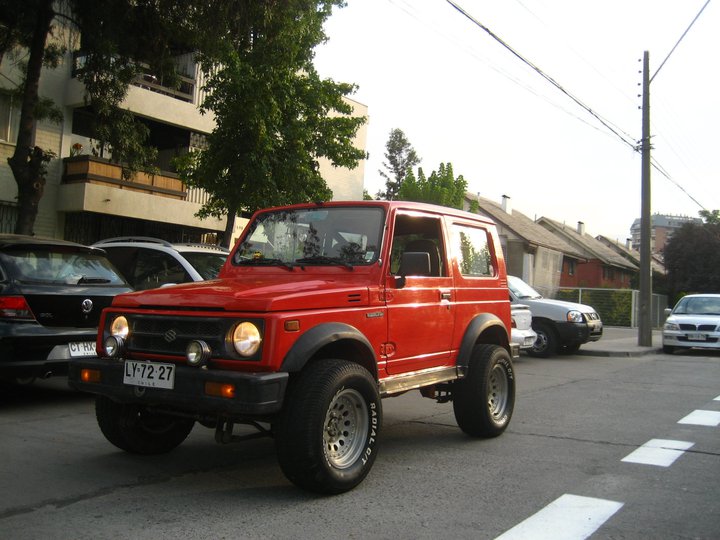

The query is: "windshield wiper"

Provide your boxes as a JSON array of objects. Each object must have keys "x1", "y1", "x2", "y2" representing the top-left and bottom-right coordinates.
[
  {"x1": 295, "y1": 256, "x2": 354, "y2": 270},
  {"x1": 235, "y1": 258, "x2": 295, "y2": 271},
  {"x1": 77, "y1": 276, "x2": 111, "y2": 284}
]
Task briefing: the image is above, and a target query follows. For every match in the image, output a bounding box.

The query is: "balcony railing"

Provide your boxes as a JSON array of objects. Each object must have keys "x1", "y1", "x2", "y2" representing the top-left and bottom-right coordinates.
[
  {"x1": 72, "y1": 52, "x2": 196, "y2": 104},
  {"x1": 62, "y1": 155, "x2": 186, "y2": 200}
]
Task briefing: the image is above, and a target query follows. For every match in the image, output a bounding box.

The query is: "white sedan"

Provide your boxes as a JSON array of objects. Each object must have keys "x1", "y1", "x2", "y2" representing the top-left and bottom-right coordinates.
[{"x1": 662, "y1": 293, "x2": 720, "y2": 354}]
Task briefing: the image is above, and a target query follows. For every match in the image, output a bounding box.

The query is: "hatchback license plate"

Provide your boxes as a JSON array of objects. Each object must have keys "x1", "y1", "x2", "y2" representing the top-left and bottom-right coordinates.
[
  {"x1": 687, "y1": 333, "x2": 706, "y2": 341},
  {"x1": 68, "y1": 341, "x2": 97, "y2": 358},
  {"x1": 123, "y1": 361, "x2": 175, "y2": 389}
]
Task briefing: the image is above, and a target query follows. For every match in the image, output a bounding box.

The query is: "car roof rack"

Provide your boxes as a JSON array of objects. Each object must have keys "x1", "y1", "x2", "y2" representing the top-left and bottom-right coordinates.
[{"x1": 92, "y1": 237, "x2": 173, "y2": 247}]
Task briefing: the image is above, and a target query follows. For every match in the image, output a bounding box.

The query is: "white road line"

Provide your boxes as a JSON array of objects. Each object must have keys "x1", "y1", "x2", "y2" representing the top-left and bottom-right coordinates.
[
  {"x1": 678, "y1": 410, "x2": 720, "y2": 427},
  {"x1": 621, "y1": 439, "x2": 694, "y2": 467},
  {"x1": 494, "y1": 494, "x2": 623, "y2": 540}
]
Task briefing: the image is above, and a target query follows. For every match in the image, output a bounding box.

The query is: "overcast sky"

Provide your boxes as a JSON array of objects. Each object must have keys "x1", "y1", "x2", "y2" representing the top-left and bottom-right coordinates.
[{"x1": 313, "y1": 0, "x2": 719, "y2": 243}]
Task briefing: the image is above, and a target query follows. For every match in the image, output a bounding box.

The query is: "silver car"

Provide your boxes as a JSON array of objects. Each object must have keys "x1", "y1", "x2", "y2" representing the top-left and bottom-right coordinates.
[{"x1": 663, "y1": 294, "x2": 720, "y2": 354}]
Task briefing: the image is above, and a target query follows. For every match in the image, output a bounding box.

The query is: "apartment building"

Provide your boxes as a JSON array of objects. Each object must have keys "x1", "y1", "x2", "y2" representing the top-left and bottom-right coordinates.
[{"x1": 0, "y1": 48, "x2": 367, "y2": 245}]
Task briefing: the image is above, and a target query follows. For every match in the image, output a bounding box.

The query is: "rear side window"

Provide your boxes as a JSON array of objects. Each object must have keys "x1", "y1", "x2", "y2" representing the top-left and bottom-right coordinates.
[
  {"x1": 133, "y1": 249, "x2": 191, "y2": 289},
  {"x1": 450, "y1": 224, "x2": 495, "y2": 277}
]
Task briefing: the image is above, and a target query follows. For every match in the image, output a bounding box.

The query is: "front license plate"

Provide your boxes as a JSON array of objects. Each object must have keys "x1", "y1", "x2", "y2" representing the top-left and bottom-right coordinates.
[
  {"x1": 68, "y1": 341, "x2": 97, "y2": 358},
  {"x1": 123, "y1": 361, "x2": 175, "y2": 389},
  {"x1": 687, "y1": 333, "x2": 707, "y2": 341}
]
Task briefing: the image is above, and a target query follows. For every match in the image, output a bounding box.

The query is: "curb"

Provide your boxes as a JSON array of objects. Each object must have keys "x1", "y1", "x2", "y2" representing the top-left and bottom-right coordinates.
[{"x1": 578, "y1": 347, "x2": 663, "y2": 358}]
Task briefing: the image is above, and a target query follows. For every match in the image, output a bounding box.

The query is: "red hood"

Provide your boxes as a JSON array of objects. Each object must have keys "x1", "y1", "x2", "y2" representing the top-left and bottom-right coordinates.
[{"x1": 111, "y1": 276, "x2": 371, "y2": 312}]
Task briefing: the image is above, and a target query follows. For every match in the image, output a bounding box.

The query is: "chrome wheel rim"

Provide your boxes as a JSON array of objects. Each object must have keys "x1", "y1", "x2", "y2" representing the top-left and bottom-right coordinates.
[
  {"x1": 323, "y1": 388, "x2": 369, "y2": 469},
  {"x1": 487, "y1": 364, "x2": 509, "y2": 419}
]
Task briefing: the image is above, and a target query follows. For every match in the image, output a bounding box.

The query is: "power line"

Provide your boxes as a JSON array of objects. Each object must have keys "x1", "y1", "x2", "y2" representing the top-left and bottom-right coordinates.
[
  {"x1": 651, "y1": 0, "x2": 712, "y2": 83},
  {"x1": 445, "y1": 0, "x2": 638, "y2": 152}
]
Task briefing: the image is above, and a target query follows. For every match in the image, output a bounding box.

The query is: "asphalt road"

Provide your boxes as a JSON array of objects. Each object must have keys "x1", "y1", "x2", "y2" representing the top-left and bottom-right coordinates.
[{"x1": 1, "y1": 350, "x2": 719, "y2": 540}]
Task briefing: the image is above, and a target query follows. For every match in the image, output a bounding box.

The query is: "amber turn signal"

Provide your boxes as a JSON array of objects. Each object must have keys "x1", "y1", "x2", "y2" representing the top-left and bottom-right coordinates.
[
  {"x1": 204, "y1": 382, "x2": 235, "y2": 399},
  {"x1": 80, "y1": 369, "x2": 101, "y2": 383}
]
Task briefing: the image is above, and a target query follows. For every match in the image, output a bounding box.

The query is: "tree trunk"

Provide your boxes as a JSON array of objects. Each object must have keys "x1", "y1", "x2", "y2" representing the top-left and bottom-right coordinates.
[
  {"x1": 222, "y1": 210, "x2": 236, "y2": 249},
  {"x1": 9, "y1": 0, "x2": 54, "y2": 236}
]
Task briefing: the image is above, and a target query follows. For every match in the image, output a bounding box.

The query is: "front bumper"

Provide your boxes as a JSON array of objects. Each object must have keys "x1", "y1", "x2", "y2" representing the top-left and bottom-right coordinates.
[
  {"x1": 555, "y1": 321, "x2": 603, "y2": 345},
  {"x1": 663, "y1": 331, "x2": 720, "y2": 349},
  {"x1": 511, "y1": 328, "x2": 538, "y2": 350},
  {"x1": 68, "y1": 358, "x2": 289, "y2": 418}
]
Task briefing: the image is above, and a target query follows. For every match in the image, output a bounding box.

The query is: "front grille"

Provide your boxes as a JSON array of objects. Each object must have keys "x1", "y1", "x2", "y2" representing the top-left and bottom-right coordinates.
[
  {"x1": 124, "y1": 314, "x2": 262, "y2": 360},
  {"x1": 586, "y1": 312, "x2": 600, "y2": 321},
  {"x1": 679, "y1": 323, "x2": 718, "y2": 331}
]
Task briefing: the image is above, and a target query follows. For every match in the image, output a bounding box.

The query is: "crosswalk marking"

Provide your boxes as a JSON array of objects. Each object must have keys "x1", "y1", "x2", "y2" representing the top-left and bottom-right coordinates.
[
  {"x1": 494, "y1": 494, "x2": 623, "y2": 540},
  {"x1": 621, "y1": 439, "x2": 694, "y2": 467},
  {"x1": 678, "y1": 410, "x2": 720, "y2": 427}
]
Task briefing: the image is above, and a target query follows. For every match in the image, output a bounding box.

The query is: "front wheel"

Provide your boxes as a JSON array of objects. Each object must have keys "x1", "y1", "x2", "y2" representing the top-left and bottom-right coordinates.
[
  {"x1": 662, "y1": 345, "x2": 675, "y2": 354},
  {"x1": 275, "y1": 360, "x2": 381, "y2": 494},
  {"x1": 453, "y1": 344, "x2": 515, "y2": 437},
  {"x1": 528, "y1": 322, "x2": 557, "y2": 358},
  {"x1": 95, "y1": 396, "x2": 195, "y2": 455}
]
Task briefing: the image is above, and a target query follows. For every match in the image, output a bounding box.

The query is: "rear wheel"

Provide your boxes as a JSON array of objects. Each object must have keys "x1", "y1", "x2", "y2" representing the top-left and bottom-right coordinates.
[
  {"x1": 453, "y1": 344, "x2": 515, "y2": 437},
  {"x1": 275, "y1": 360, "x2": 381, "y2": 494},
  {"x1": 528, "y1": 322, "x2": 557, "y2": 357},
  {"x1": 95, "y1": 396, "x2": 194, "y2": 455}
]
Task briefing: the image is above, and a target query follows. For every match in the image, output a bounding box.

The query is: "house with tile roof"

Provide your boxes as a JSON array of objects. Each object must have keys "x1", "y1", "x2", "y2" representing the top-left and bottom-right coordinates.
[
  {"x1": 465, "y1": 194, "x2": 586, "y2": 296},
  {"x1": 537, "y1": 218, "x2": 638, "y2": 289},
  {"x1": 596, "y1": 235, "x2": 666, "y2": 277}
]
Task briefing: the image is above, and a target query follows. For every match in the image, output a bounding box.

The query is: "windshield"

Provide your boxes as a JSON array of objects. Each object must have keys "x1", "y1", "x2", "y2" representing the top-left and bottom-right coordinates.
[
  {"x1": 672, "y1": 296, "x2": 720, "y2": 315},
  {"x1": 233, "y1": 207, "x2": 384, "y2": 267},
  {"x1": 508, "y1": 276, "x2": 543, "y2": 299},
  {"x1": 0, "y1": 248, "x2": 128, "y2": 285},
  {"x1": 182, "y1": 252, "x2": 228, "y2": 280}
]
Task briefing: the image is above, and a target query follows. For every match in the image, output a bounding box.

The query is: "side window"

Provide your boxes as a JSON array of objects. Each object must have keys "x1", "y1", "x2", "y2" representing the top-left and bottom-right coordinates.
[
  {"x1": 450, "y1": 224, "x2": 494, "y2": 277},
  {"x1": 390, "y1": 214, "x2": 445, "y2": 277},
  {"x1": 134, "y1": 250, "x2": 191, "y2": 289}
]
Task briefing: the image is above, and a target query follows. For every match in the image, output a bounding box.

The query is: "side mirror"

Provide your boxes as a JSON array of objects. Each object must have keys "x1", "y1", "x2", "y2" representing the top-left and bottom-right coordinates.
[{"x1": 664, "y1": 308, "x2": 672, "y2": 316}]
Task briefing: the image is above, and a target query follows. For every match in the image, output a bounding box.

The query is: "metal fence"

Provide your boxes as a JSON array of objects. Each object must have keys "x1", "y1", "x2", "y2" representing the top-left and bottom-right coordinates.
[{"x1": 554, "y1": 287, "x2": 669, "y2": 328}]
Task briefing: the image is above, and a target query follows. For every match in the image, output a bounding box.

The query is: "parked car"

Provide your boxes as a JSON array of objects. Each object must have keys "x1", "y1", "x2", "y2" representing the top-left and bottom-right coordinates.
[
  {"x1": 70, "y1": 200, "x2": 517, "y2": 494},
  {"x1": 511, "y1": 303, "x2": 537, "y2": 350},
  {"x1": 507, "y1": 275, "x2": 603, "y2": 357},
  {"x1": 93, "y1": 237, "x2": 229, "y2": 290},
  {"x1": 662, "y1": 294, "x2": 720, "y2": 354},
  {"x1": 0, "y1": 234, "x2": 132, "y2": 383}
]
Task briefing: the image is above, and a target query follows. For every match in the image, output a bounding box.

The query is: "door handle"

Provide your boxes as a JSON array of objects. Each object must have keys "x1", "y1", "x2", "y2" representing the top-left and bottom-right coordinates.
[{"x1": 440, "y1": 291, "x2": 451, "y2": 301}]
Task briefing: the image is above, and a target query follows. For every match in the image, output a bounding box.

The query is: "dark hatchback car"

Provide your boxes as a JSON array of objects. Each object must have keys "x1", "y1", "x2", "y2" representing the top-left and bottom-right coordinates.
[{"x1": 0, "y1": 235, "x2": 132, "y2": 383}]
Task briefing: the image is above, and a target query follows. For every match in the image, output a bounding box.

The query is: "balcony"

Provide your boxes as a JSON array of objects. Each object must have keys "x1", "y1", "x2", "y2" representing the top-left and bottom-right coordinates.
[{"x1": 62, "y1": 155, "x2": 186, "y2": 200}]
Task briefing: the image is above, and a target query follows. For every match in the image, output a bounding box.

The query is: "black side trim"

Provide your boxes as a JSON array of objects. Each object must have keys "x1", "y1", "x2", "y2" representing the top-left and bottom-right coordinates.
[{"x1": 456, "y1": 313, "x2": 508, "y2": 369}]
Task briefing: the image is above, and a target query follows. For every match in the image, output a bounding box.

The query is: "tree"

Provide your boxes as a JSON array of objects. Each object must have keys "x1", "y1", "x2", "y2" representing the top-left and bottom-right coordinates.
[
  {"x1": 175, "y1": 1, "x2": 367, "y2": 246},
  {"x1": 0, "y1": 0, "x2": 193, "y2": 235},
  {"x1": 378, "y1": 128, "x2": 420, "y2": 200},
  {"x1": 664, "y1": 213, "x2": 720, "y2": 301},
  {"x1": 700, "y1": 209, "x2": 720, "y2": 225},
  {"x1": 397, "y1": 162, "x2": 467, "y2": 210}
]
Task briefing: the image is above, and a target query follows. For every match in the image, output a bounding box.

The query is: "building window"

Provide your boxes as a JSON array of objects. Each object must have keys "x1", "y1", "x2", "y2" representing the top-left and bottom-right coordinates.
[
  {"x1": 566, "y1": 259, "x2": 576, "y2": 276},
  {"x1": 0, "y1": 93, "x2": 21, "y2": 144},
  {"x1": 0, "y1": 202, "x2": 18, "y2": 233}
]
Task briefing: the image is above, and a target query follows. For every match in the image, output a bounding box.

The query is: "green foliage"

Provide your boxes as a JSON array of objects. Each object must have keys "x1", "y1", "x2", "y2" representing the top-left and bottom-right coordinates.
[
  {"x1": 664, "y1": 220, "x2": 720, "y2": 298},
  {"x1": 397, "y1": 162, "x2": 468, "y2": 210},
  {"x1": 378, "y1": 128, "x2": 420, "y2": 200},
  {"x1": 176, "y1": 0, "x2": 366, "y2": 230},
  {"x1": 700, "y1": 209, "x2": 720, "y2": 225}
]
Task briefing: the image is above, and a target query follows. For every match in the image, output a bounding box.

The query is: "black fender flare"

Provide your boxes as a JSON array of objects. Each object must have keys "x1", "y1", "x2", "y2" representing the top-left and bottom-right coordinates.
[
  {"x1": 456, "y1": 313, "x2": 510, "y2": 370},
  {"x1": 280, "y1": 322, "x2": 377, "y2": 378}
]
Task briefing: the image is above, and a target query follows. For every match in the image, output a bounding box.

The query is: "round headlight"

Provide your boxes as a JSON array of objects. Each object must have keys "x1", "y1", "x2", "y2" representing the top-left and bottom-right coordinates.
[
  {"x1": 566, "y1": 310, "x2": 584, "y2": 323},
  {"x1": 104, "y1": 335, "x2": 124, "y2": 358},
  {"x1": 232, "y1": 322, "x2": 262, "y2": 357},
  {"x1": 110, "y1": 316, "x2": 129, "y2": 338},
  {"x1": 186, "y1": 340, "x2": 211, "y2": 366}
]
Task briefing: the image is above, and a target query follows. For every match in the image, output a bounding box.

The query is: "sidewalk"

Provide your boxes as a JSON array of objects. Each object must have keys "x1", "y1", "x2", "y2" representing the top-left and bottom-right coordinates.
[{"x1": 578, "y1": 326, "x2": 663, "y2": 357}]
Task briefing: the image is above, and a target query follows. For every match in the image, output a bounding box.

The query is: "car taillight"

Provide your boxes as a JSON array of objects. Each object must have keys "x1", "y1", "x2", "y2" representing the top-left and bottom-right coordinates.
[{"x1": 0, "y1": 296, "x2": 36, "y2": 320}]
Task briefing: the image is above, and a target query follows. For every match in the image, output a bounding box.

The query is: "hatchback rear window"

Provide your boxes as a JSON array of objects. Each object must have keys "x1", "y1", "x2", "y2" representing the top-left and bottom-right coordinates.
[{"x1": 0, "y1": 248, "x2": 127, "y2": 285}]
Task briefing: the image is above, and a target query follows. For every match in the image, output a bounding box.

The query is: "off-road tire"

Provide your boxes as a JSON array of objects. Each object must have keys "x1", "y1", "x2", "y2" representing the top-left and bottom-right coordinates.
[
  {"x1": 453, "y1": 344, "x2": 515, "y2": 437},
  {"x1": 275, "y1": 360, "x2": 381, "y2": 494},
  {"x1": 95, "y1": 396, "x2": 195, "y2": 455},
  {"x1": 528, "y1": 322, "x2": 557, "y2": 358}
]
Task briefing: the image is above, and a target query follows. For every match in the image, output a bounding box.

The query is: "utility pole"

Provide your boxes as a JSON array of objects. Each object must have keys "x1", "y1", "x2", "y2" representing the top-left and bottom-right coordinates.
[{"x1": 638, "y1": 51, "x2": 652, "y2": 346}]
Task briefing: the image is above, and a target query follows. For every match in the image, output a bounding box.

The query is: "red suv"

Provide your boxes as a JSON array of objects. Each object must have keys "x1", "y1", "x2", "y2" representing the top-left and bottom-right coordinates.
[{"x1": 69, "y1": 201, "x2": 516, "y2": 493}]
